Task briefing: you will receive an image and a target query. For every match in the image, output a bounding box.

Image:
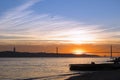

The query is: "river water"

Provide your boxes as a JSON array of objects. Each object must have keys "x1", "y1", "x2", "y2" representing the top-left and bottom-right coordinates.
[{"x1": 0, "y1": 57, "x2": 110, "y2": 80}]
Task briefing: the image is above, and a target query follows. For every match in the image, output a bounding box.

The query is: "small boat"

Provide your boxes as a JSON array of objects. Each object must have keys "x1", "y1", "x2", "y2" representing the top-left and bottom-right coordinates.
[
  {"x1": 70, "y1": 63, "x2": 120, "y2": 71},
  {"x1": 70, "y1": 45, "x2": 120, "y2": 71},
  {"x1": 107, "y1": 57, "x2": 120, "y2": 63}
]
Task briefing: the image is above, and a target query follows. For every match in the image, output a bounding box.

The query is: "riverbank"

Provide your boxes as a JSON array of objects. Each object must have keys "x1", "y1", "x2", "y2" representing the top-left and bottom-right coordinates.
[{"x1": 66, "y1": 70, "x2": 120, "y2": 80}]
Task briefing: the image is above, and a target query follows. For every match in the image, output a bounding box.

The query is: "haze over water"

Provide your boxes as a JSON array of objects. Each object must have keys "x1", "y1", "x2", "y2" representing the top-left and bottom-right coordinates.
[{"x1": 0, "y1": 58, "x2": 109, "y2": 80}]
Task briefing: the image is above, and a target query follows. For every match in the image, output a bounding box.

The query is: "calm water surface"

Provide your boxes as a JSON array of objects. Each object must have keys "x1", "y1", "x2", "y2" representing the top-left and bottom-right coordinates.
[{"x1": 0, "y1": 58, "x2": 110, "y2": 80}]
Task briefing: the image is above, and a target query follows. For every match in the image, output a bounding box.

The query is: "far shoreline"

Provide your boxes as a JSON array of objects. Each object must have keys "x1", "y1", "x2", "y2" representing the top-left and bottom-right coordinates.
[{"x1": 0, "y1": 51, "x2": 101, "y2": 58}]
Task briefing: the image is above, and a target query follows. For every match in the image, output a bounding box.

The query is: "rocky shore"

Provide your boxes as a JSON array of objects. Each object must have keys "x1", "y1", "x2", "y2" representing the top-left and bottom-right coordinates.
[{"x1": 66, "y1": 70, "x2": 120, "y2": 80}]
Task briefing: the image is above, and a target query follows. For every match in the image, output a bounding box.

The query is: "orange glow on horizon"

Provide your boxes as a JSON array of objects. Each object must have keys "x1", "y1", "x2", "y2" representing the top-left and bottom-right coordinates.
[
  {"x1": 0, "y1": 42, "x2": 120, "y2": 57},
  {"x1": 72, "y1": 49, "x2": 85, "y2": 55}
]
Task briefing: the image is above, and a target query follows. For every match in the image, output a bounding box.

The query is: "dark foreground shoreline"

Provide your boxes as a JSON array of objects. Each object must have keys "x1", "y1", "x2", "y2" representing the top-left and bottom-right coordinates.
[{"x1": 66, "y1": 70, "x2": 120, "y2": 80}]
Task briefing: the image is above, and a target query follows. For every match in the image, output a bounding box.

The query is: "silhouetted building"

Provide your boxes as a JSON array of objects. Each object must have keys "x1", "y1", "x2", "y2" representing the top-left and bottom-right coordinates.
[
  {"x1": 110, "y1": 45, "x2": 112, "y2": 58},
  {"x1": 13, "y1": 46, "x2": 16, "y2": 53},
  {"x1": 56, "y1": 47, "x2": 58, "y2": 54}
]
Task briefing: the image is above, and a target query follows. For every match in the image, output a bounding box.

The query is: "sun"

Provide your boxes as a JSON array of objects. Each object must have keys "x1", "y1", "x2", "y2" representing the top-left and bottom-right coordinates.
[{"x1": 73, "y1": 49, "x2": 85, "y2": 55}]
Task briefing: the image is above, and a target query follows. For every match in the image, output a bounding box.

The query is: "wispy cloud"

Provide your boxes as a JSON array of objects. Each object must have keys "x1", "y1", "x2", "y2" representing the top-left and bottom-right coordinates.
[{"x1": 0, "y1": 0, "x2": 119, "y2": 44}]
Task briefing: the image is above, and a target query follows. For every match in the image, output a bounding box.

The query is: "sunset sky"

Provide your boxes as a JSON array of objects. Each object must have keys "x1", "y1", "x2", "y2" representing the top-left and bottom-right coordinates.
[{"x1": 0, "y1": 0, "x2": 120, "y2": 56}]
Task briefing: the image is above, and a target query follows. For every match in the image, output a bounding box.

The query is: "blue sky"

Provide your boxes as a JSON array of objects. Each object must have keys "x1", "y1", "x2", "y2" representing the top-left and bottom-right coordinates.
[
  {"x1": 36, "y1": 0, "x2": 120, "y2": 25},
  {"x1": 0, "y1": 0, "x2": 120, "y2": 25},
  {"x1": 0, "y1": 0, "x2": 120, "y2": 44}
]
